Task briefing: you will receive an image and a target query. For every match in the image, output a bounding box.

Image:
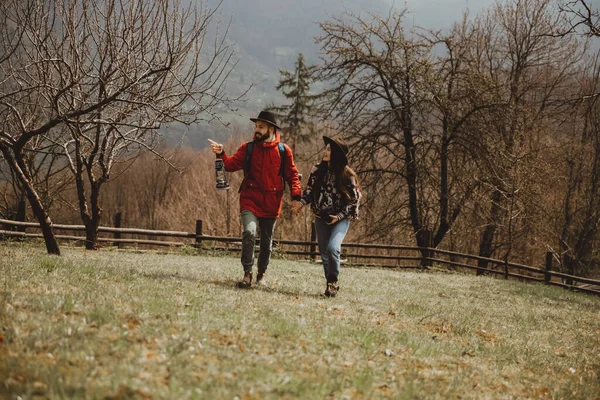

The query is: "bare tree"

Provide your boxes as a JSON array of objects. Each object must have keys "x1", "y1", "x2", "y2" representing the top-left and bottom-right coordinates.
[
  {"x1": 315, "y1": 10, "x2": 495, "y2": 263},
  {"x1": 316, "y1": 10, "x2": 427, "y2": 254},
  {"x1": 0, "y1": 0, "x2": 243, "y2": 252},
  {"x1": 0, "y1": 2, "x2": 62, "y2": 253},
  {"x1": 0, "y1": 135, "x2": 73, "y2": 222},
  {"x1": 461, "y1": 0, "x2": 584, "y2": 270},
  {"x1": 559, "y1": 0, "x2": 600, "y2": 36},
  {"x1": 555, "y1": 55, "x2": 600, "y2": 279}
]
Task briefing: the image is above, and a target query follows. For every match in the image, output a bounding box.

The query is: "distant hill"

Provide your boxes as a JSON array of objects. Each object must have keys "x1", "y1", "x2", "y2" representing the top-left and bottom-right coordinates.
[
  {"x1": 171, "y1": 0, "x2": 395, "y2": 148},
  {"x1": 216, "y1": 0, "x2": 394, "y2": 74}
]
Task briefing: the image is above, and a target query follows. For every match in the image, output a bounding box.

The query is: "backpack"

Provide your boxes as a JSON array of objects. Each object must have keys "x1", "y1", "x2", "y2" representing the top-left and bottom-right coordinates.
[{"x1": 240, "y1": 141, "x2": 287, "y2": 192}]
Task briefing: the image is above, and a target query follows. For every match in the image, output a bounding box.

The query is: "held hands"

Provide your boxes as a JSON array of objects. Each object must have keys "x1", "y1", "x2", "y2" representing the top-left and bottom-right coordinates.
[
  {"x1": 208, "y1": 139, "x2": 223, "y2": 154},
  {"x1": 291, "y1": 200, "x2": 303, "y2": 215}
]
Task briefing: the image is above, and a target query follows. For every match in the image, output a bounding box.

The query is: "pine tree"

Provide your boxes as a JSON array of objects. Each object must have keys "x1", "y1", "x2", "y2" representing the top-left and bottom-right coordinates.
[{"x1": 270, "y1": 53, "x2": 319, "y2": 152}]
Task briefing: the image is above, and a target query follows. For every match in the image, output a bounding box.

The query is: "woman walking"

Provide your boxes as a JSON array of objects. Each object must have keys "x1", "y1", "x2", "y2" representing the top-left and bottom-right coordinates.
[{"x1": 292, "y1": 136, "x2": 361, "y2": 297}]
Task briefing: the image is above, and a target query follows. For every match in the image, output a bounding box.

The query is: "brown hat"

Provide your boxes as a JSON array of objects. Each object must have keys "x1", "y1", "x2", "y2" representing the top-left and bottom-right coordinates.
[
  {"x1": 323, "y1": 135, "x2": 349, "y2": 166},
  {"x1": 250, "y1": 110, "x2": 280, "y2": 130}
]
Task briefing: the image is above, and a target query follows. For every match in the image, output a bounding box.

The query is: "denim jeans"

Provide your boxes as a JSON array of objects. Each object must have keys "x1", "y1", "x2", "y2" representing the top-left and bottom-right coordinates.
[
  {"x1": 315, "y1": 217, "x2": 350, "y2": 283},
  {"x1": 241, "y1": 210, "x2": 276, "y2": 273}
]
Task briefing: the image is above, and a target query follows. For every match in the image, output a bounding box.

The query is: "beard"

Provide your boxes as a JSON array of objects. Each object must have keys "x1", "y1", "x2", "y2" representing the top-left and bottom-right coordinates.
[{"x1": 254, "y1": 131, "x2": 271, "y2": 142}]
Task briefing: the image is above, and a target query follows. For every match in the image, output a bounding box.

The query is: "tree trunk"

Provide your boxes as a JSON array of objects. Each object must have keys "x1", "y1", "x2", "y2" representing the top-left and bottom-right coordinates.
[
  {"x1": 0, "y1": 144, "x2": 60, "y2": 255},
  {"x1": 434, "y1": 117, "x2": 451, "y2": 247},
  {"x1": 416, "y1": 228, "x2": 433, "y2": 267},
  {"x1": 84, "y1": 221, "x2": 100, "y2": 250},
  {"x1": 477, "y1": 188, "x2": 502, "y2": 275},
  {"x1": 88, "y1": 182, "x2": 102, "y2": 250},
  {"x1": 81, "y1": 182, "x2": 102, "y2": 250},
  {"x1": 561, "y1": 253, "x2": 575, "y2": 286},
  {"x1": 402, "y1": 108, "x2": 431, "y2": 266},
  {"x1": 74, "y1": 155, "x2": 103, "y2": 250}
]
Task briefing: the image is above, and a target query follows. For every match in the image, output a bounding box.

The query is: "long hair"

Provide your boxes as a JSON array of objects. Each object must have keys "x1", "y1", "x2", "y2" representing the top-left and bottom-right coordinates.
[
  {"x1": 336, "y1": 164, "x2": 361, "y2": 203},
  {"x1": 313, "y1": 161, "x2": 361, "y2": 204}
]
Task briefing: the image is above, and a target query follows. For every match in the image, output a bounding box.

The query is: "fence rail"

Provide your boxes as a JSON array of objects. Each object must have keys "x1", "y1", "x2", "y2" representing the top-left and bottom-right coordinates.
[{"x1": 1, "y1": 217, "x2": 599, "y2": 296}]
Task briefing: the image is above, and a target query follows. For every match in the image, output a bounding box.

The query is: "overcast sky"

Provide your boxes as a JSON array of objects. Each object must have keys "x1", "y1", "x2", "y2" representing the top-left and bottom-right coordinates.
[{"x1": 384, "y1": 0, "x2": 497, "y2": 28}]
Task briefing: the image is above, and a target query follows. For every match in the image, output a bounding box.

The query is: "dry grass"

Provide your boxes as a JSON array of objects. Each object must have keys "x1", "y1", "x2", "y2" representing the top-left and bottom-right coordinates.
[{"x1": 1, "y1": 241, "x2": 599, "y2": 399}]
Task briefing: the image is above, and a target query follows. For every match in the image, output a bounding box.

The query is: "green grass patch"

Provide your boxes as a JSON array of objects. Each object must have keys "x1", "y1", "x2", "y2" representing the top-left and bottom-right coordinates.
[{"x1": 1, "y1": 242, "x2": 599, "y2": 399}]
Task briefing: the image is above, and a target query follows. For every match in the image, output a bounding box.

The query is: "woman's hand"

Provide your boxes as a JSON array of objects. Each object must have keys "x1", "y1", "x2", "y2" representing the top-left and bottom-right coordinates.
[{"x1": 327, "y1": 215, "x2": 339, "y2": 225}]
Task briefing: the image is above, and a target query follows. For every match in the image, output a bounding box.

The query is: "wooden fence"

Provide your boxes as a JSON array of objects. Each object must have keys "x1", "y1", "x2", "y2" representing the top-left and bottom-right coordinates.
[{"x1": 1, "y1": 217, "x2": 599, "y2": 296}]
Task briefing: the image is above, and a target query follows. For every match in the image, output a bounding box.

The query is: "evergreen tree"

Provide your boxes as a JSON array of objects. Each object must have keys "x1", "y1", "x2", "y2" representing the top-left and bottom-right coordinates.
[{"x1": 270, "y1": 53, "x2": 318, "y2": 152}]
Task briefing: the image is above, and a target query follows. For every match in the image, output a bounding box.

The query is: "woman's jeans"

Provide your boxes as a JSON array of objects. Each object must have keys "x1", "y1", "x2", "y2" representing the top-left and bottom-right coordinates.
[
  {"x1": 315, "y1": 217, "x2": 350, "y2": 283},
  {"x1": 241, "y1": 210, "x2": 276, "y2": 274}
]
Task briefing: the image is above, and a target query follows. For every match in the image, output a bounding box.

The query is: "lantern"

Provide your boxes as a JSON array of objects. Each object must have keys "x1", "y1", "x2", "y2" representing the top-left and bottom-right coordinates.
[{"x1": 215, "y1": 155, "x2": 229, "y2": 190}]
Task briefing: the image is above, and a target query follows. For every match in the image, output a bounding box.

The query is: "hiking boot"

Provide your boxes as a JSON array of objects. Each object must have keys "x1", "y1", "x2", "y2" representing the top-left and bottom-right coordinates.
[
  {"x1": 256, "y1": 272, "x2": 266, "y2": 287},
  {"x1": 325, "y1": 282, "x2": 338, "y2": 297},
  {"x1": 237, "y1": 271, "x2": 252, "y2": 288}
]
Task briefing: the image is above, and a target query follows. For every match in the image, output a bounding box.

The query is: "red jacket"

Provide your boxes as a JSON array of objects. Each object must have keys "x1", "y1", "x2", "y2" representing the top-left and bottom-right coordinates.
[{"x1": 222, "y1": 132, "x2": 302, "y2": 218}]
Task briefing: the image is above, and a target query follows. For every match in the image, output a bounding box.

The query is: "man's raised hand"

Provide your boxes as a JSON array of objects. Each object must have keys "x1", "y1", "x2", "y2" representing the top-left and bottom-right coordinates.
[{"x1": 208, "y1": 139, "x2": 223, "y2": 154}]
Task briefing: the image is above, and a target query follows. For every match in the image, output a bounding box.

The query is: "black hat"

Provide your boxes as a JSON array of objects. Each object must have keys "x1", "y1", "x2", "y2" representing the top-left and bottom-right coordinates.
[
  {"x1": 250, "y1": 110, "x2": 280, "y2": 130},
  {"x1": 323, "y1": 135, "x2": 349, "y2": 167}
]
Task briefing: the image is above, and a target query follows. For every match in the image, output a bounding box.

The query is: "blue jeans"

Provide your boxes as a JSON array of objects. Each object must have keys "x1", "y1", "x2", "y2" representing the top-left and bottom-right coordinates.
[
  {"x1": 315, "y1": 217, "x2": 350, "y2": 283},
  {"x1": 241, "y1": 210, "x2": 276, "y2": 273}
]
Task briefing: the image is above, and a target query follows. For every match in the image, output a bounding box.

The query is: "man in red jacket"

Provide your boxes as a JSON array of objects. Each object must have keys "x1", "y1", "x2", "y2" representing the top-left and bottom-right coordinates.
[{"x1": 209, "y1": 111, "x2": 302, "y2": 288}]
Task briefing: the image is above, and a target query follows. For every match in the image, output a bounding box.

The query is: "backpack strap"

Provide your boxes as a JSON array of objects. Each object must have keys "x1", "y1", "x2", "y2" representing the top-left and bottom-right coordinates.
[
  {"x1": 239, "y1": 141, "x2": 254, "y2": 193},
  {"x1": 244, "y1": 141, "x2": 254, "y2": 176},
  {"x1": 278, "y1": 142, "x2": 286, "y2": 191}
]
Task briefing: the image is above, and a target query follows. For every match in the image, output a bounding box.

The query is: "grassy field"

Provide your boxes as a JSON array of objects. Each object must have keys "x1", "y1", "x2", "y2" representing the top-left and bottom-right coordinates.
[{"x1": 1, "y1": 242, "x2": 599, "y2": 399}]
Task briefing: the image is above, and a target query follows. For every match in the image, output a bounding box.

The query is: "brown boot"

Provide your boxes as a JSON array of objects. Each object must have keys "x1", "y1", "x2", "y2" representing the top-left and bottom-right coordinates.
[
  {"x1": 325, "y1": 282, "x2": 338, "y2": 297},
  {"x1": 237, "y1": 271, "x2": 252, "y2": 288},
  {"x1": 256, "y1": 272, "x2": 266, "y2": 287}
]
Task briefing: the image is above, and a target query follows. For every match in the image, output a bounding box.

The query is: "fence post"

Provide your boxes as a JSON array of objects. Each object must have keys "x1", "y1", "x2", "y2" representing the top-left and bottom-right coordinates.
[
  {"x1": 15, "y1": 200, "x2": 26, "y2": 231},
  {"x1": 195, "y1": 220, "x2": 203, "y2": 249},
  {"x1": 113, "y1": 212, "x2": 122, "y2": 248},
  {"x1": 310, "y1": 221, "x2": 316, "y2": 261},
  {"x1": 544, "y1": 252, "x2": 552, "y2": 284},
  {"x1": 12, "y1": 200, "x2": 27, "y2": 242}
]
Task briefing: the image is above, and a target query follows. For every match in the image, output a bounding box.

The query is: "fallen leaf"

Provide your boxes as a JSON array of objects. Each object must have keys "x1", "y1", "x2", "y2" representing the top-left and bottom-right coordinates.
[
  {"x1": 126, "y1": 314, "x2": 142, "y2": 329},
  {"x1": 476, "y1": 329, "x2": 497, "y2": 342},
  {"x1": 33, "y1": 381, "x2": 48, "y2": 395}
]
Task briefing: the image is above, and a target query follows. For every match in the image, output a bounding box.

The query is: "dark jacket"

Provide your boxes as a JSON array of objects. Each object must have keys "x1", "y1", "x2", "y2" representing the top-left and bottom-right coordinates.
[{"x1": 300, "y1": 163, "x2": 361, "y2": 221}]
